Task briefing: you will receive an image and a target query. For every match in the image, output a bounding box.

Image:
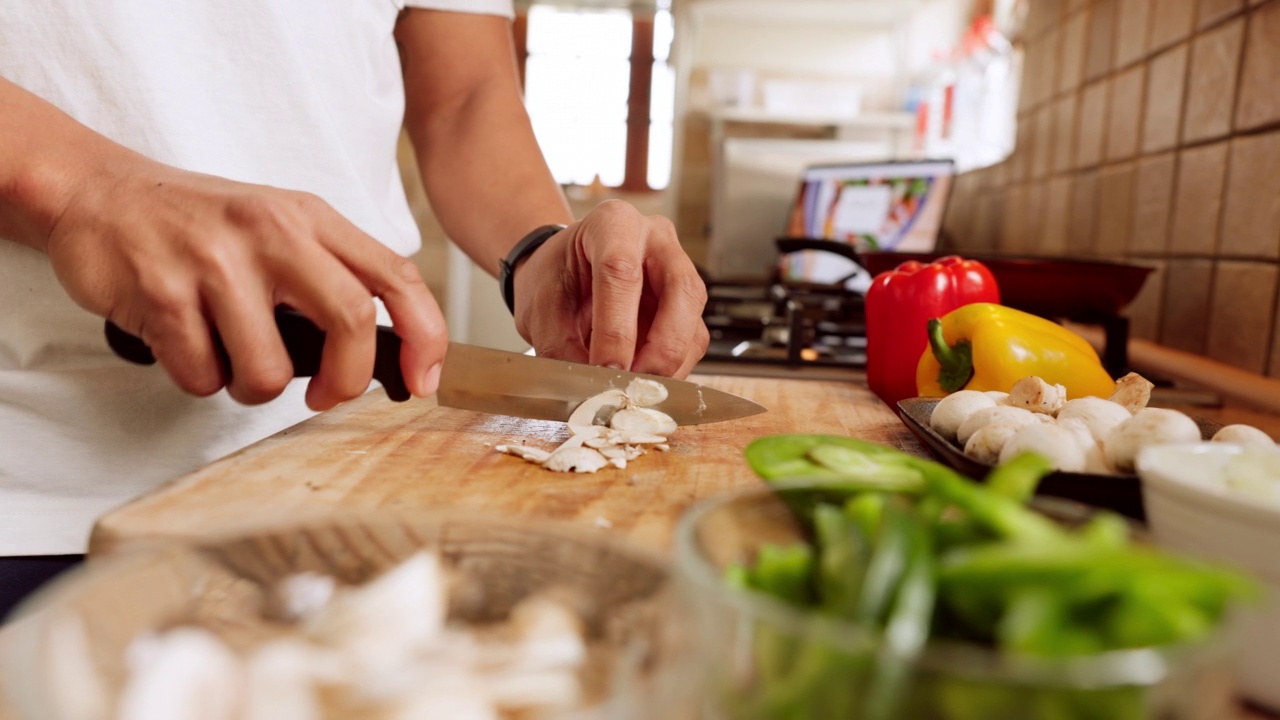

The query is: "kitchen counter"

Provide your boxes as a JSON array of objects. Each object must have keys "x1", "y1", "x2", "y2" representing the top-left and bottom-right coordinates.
[{"x1": 1, "y1": 372, "x2": 1277, "y2": 719}]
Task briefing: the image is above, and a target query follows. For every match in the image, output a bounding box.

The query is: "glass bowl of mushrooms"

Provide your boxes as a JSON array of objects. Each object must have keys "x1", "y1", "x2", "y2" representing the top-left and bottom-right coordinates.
[{"x1": 1, "y1": 510, "x2": 695, "y2": 720}]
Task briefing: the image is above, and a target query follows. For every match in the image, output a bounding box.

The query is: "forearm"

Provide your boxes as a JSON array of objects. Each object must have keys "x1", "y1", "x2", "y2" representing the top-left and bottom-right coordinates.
[
  {"x1": 396, "y1": 11, "x2": 571, "y2": 278},
  {"x1": 0, "y1": 78, "x2": 130, "y2": 251},
  {"x1": 408, "y1": 81, "x2": 571, "y2": 277}
]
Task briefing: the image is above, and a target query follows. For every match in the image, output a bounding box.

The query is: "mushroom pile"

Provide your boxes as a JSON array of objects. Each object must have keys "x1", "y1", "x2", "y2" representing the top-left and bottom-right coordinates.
[
  {"x1": 928, "y1": 373, "x2": 1276, "y2": 475},
  {"x1": 118, "y1": 552, "x2": 586, "y2": 720},
  {"x1": 495, "y1": 378, "x2": 677, "y2": 473}
]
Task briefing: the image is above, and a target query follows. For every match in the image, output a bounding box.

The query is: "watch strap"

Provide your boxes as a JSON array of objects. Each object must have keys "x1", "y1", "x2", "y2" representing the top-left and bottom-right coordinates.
[{"x1": 499, "y1": 223, "x2": 567, "y2": 314}]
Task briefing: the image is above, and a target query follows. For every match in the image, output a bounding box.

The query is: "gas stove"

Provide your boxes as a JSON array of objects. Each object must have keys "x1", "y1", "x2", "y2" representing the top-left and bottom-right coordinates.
[{"x1": 702, "y1": 281, "x2": 868, "y2": 369}]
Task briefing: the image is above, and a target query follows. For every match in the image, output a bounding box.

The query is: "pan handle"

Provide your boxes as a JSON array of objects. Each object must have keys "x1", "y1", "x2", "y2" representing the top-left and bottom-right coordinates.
[{"x1": 775, "y1": 237, "x2": 863, "y2": 265}]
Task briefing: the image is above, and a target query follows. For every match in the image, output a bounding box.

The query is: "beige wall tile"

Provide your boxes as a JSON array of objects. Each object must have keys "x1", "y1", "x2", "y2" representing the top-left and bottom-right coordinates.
[
  {"x1": 1058, "y1": 10, "x2": 1089, "y2": 95},
  {"x1": 1002, "y1": 185, "x2": 1033, "y2": 255},
  {"x1": 1025, "y1": 181, "x2": 1051, "y2": 255},
  {"x1": 1182, "y1": 18, "x2": 1245, "y2": 143},
  {"x1": 970, "y1": 194, "x2": 1004, "y2": 253},
  {"x1": 1125, "y1": 260, "x2": 1166, "y2": 341},
  {"x1": 1009, "y1": 118, "x2": 1033, "y2": 184},
  {"x1": 1086, "y1": 0, "x2": 1119, "y2": 80},
  {"x1": 1205, "y1": 261, "x2": 1278, "y2": 373},
  {"x1": 1032, "y1": 103, "x2": 1056, "y2": 179},
  {"x1": 1023, "y1": 29, "x2": 1064, "y2": 111},
  {"x1": 1141, "y1": 43, "x2": 1189, "y2": 153},
  {"x1": 1106, "y1": 64, "x2": 1147, "y2": 160},
  {"x1": 1148, "y1": 0, "x2": 1195, "y2": 52},
  {"x1": 1220, "y1": 131, "x2": 1280, "y2": 259},
  {"x1": 1159, "y1": 259, "x2": 1214, "y2": 353},
  {"x1": 1130, "y1": 152, "x2": 1176, "y2": 254},
  {"x1": 1069, "y1": 170, "x2": 1101, "y2": 255},
  {"x1": 1043, "y1": 175, "x2": 1074, "y2": 255},
  {"x1": 942, "y1": 176, "x2": 976, "y2": 247},
  {"x1": 1076, "y1": 80, "x2": 1110, "y2": 169},
  {"x1": 1097, "y1": 164, "x2": 1137, "y2": 256},
  {"x1": 1235, "y1": 0, "x2": 1280, "y2": 131},
  {"x1": 1027, "y1": 0, "x2": 1066, "y2": 40},
  {"x1": 1115, "y1": 0, "x2": 1153, "y2": 68},
  {"x1": 1170, "y1": 142, "x2": 1229, "y2": 254},
  {"x1": 1052, "y1": 94, "x2": 1079, "y2": 173},
  {"x1": 1197, "y1": 0, "x2": 1246, "y2": 28}
]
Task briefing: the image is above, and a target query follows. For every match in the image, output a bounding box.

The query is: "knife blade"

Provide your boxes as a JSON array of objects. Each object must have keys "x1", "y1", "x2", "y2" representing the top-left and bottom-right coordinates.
[
  {"x1": 436, "y1": 343, "x2": 764, "y2": 425},
  {"x1": 103, "y1": 308, "x2": 766, "y2": 425}
]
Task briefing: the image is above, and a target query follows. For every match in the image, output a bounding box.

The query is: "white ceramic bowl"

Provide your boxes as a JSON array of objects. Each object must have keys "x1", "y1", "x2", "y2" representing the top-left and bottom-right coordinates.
[{"x1": 1137, "y1": 442, "x2": 1280, "y2": 710}]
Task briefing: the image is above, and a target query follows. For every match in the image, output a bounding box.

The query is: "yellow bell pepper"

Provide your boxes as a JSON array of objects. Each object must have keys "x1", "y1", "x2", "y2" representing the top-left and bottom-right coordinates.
[{"x1": 916, "y1": 303, "x2": 1116, "y2": 399}]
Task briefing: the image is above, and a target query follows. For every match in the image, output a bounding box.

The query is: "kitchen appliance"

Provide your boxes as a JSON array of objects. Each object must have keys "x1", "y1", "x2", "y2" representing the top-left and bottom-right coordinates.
[
  {"x1": 701, "y1": 245, "x2": 1152, "y2": 378},
  {"x1": 102, "y1": 311, "x2": 765, "y2": 426}
]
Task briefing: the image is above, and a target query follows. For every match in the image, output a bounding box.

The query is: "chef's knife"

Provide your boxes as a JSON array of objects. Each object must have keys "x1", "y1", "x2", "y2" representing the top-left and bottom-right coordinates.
[{"x1": 103, "y1": 308, "x2": 765, "y2": 425}]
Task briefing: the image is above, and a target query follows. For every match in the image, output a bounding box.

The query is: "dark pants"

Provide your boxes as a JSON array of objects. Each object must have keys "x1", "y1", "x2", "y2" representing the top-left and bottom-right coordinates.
[{"x1": 0, "y1": 555, "x2": 83, "y2": 623}]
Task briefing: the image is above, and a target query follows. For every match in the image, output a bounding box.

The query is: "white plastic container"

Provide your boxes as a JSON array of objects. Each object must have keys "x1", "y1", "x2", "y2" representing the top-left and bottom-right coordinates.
[{"x1": 1137, "y1": 443, "x2": 1280, "y2": 710}]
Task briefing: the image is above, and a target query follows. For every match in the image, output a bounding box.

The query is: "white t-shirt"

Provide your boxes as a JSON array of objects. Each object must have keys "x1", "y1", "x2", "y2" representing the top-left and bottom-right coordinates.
[{"x1": 0, "y1": 0, "x2": 514, "y2": 555}]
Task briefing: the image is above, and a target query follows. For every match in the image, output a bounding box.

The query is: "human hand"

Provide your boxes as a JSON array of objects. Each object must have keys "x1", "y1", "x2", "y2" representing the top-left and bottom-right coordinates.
[
  {"x1": 510, "y1": 200, "x2": 710, "y2": 379},
  {"x1": 44, "y1": 158, "x2": 447, "y2": 410}
]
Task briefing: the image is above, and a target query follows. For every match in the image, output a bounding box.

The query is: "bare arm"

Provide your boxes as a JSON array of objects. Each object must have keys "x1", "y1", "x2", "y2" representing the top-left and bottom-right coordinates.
[
  {"x1": 0, "y1": 77, "x2": 446, "y2": 408},
  {"x1": 396, "y1": 11, "x2": 709, "y2": 377},
  {"x1": 0, "y1": 77, "x2": 112, "y2": 251},
  {"x1": 395, "y1": 10, "x2": 571, "y2": 276}
]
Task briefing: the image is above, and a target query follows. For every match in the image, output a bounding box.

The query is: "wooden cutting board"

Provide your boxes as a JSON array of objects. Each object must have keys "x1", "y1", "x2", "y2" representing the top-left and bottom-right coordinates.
[{"x1": 90, "y1": 374, "x2": 922, "y2": 556}]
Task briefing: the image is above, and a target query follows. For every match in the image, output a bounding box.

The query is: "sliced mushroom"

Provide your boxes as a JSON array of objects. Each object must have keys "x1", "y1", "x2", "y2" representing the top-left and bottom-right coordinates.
[
  {"x1": 495, "y1": 445, "x2": 553, "y2": 464},
  {"x1": 566, "y1": 389, "x2": 628, "y2": 429},
  {"x1": 1006, "y1": 376, "x2": 1067, "y2": 416},
  {"x1": 543, "y1": 447, "x2": 609, "y2": 473},
  {"x1": 1109, "y1": 372, "x2": 1154, "y2": 413},
  {"x1": 609, "y1": 407, "x2": 677, "y2": 437},
  {"x1": 624, "y1": 378, "x2": 669, "y2": 407}
]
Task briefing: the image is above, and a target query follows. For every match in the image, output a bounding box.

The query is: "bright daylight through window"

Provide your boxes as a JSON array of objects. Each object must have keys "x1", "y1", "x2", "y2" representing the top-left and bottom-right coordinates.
[{"x1": 524, "y1": 4, "x2": 674, "y2": 191}]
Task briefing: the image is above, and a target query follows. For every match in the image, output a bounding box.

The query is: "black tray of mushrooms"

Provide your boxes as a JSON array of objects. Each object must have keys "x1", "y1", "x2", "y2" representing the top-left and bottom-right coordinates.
[{"x1": 894, "y1": 375, "x2": 1250, "y2": 522}]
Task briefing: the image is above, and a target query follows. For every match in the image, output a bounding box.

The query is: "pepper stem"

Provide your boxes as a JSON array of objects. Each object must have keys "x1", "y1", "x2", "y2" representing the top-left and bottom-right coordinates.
[{"x1": 927, "y1": 319, "x2": 974, "y2": 393}]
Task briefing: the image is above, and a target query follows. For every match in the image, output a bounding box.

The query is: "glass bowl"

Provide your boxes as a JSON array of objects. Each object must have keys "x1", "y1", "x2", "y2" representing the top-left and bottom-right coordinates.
[
  {"x1": 674, "y1": 484, "x2": 1236, "y2": 720},
  {"x1": 1, "y1": 510, "x2": 695, "y2": 720}
]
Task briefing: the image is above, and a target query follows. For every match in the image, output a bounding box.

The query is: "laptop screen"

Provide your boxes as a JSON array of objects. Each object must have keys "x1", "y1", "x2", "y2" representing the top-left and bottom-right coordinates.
[{"x1": 781, "y1": 159, "x2": 956, "y2": 285}]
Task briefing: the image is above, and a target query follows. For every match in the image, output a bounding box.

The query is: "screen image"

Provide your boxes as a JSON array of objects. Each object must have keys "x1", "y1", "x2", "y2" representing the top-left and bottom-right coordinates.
[{"x1": 781, "y1": 160, "x2": 955, "y2": 285}]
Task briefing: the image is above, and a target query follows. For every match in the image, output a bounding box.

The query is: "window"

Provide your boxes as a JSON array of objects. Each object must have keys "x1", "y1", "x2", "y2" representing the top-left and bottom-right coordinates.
[{"x1": 518, "y1": 4, "x2": 674, "y2": 192}]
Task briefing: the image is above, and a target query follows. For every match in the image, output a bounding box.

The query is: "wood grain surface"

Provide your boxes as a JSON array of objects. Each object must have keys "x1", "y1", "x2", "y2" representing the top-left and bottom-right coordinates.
[{"x1": 90, "y1": 375, "x2": 921, "y2": 556}]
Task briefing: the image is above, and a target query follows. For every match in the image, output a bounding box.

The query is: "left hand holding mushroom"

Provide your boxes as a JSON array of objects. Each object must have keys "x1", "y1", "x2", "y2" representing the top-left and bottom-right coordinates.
[{"x1": 510, "y1": 200, "x2": 710, "y2": 379}]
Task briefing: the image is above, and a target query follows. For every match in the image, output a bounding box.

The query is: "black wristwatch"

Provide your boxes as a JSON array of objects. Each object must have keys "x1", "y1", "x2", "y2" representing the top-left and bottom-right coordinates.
[{"x1": 499, "y1": 223, "x2": 567, "y2": 314}]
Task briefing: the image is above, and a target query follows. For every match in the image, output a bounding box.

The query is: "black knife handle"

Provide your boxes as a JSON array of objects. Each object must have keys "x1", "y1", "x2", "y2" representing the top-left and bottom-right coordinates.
[{"x1": 103, "y1": 307, "x2": 411, "y2": 402}]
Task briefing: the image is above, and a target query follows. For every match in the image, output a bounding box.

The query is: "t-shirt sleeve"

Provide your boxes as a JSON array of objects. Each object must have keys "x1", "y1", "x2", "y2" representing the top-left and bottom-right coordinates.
[{"x1": 401, "y1": 0, "x2": 515, "y2": 18}]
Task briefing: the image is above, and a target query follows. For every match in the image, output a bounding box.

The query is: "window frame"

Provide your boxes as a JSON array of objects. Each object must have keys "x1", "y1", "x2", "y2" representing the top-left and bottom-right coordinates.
[{"x1": 513, "y1": 12, "x2": 661, "y2": 193}]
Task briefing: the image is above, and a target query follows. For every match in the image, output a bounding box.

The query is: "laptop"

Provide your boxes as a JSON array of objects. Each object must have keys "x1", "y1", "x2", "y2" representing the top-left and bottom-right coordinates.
[{"x1": 779, "y1": 159, "x2": 956, "y2": 289}]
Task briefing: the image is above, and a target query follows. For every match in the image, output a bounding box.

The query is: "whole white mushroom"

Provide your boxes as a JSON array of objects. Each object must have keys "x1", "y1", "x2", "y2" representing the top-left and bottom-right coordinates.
[
  {"x1": 963, "y1": 422, "x2": 1024, "y2": 464},
  {"x1": 1212, "y1": 424, "x2": 1275, "y2": 447},
  {"x1": 1104, "y1": 408, "x2": 1202, "y2": 474},
  {"x1": 999, "y1": 423, "x2": 1090, "y2": 472},
  {"x1": 956, "y1": 405, "x2": 1042, "y2": 447},
  {"x1": 1057, "y1": 397, "x2": 1133, "y2": 443},
  {"x1": 929, "y1": 391, "x2": 997, "y2": 443}
]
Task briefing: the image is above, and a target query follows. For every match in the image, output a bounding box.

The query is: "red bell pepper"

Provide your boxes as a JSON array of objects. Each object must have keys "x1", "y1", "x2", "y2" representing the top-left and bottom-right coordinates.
[{"x1": 865, "y1": 256, "x2": 1000, "y2": 406}]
